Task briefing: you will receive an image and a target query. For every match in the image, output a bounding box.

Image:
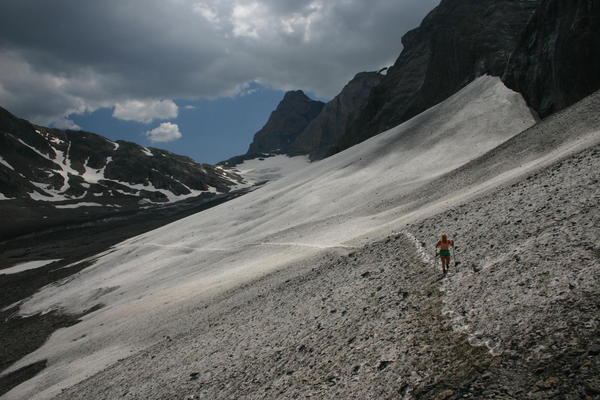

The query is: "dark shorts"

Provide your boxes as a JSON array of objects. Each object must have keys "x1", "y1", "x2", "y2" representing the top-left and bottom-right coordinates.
[{"x1": 439, "y1": 249, "x2": 451, "y2": 257}]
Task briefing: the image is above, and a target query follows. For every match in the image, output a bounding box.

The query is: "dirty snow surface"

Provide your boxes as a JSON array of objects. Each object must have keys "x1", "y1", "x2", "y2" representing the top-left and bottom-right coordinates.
[{"x1": 3, "y1": 77, "x2": 599, "y2": 399}]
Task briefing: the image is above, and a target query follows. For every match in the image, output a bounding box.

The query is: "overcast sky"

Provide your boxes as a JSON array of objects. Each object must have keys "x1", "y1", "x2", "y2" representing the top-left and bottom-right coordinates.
[{"x1": 0, "y1": 0, "x2": 439, "y2": 162}]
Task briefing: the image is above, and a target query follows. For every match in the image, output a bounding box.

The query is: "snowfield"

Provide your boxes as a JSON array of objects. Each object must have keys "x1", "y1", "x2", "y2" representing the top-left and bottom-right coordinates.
[
  {"x1": 232, "y1": 154, "x2": 311, "y2": 184},
  {"x1": 2, "y1": 76, "x2": 599, "y2": 399}
]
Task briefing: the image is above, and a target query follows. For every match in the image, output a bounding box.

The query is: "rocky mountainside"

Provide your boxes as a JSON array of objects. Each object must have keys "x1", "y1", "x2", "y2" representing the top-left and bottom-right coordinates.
[
  {"x1": 335, "y1": 0, "x2": 541, "y2": 152},
  {"x1": 289, "y1": 71, "x2": 383, "y2": 160},
  {"x1": 335, "y1": 0, "x2": 600, "y2": 154},
  {"x1": 503, "y1": 0, "x2": 600, "y2": 118},
  {"x1": 246, "y1": 91, "x2": 324, "y2": 155},
  {"x1": 0, "y1": 106, "x2": 243, "y2": 239}
]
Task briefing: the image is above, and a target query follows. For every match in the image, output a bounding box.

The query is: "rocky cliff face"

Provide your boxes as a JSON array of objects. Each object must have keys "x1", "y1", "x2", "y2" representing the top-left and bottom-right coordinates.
[
  {"x1": 503, "y1": 0, "x2": 600, "y2": 118},
  {"x1": 335, "y1": 0, "x2": 540, "y2": 152},
  {"x1": 238, "y1": 0, "x2": 597, "y2": 161},
  {"x1": 290, "y1": 72, "x2": 383, "y2": 160},
  {"x1": 0, "y1": 106, "x2": 243, "y2": 238},
  {"x1": 246, "y1": 91, "x2": 325, "y2": 155}
]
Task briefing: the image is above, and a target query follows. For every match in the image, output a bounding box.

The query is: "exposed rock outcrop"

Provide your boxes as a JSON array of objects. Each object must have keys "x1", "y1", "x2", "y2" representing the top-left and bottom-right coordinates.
[
  {"x1": 246, "y1": 91, "x2": 325, "y2": 155},
  {"x1": 335, "y1": 0, "x2": 540, "y2": 152},
  {"x1": 289, "y1": 72, "x2": 383, "y2": 160},
  {"x1": 503, "y1": 0, "x2": 600, "y2": 118}
]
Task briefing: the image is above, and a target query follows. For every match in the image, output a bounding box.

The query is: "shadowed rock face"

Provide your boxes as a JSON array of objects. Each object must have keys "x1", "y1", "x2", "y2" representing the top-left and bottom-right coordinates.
[
  {"x1": 290, "y1": 72, "x2": 383, "y2": 160},
  {"x1": 335, "y1": 0, "x2": 540, "y2": 152},
  {"x1": 503, "y1": 0, "x2": 600, "y2": 118},
  {"x1": 246, "y1": 90, "x2": 325, "y2": 155}
]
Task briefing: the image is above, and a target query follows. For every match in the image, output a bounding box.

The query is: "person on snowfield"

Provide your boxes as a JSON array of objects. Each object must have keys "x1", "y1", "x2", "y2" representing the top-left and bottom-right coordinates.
[{"x1": 435, "y1": 233, "x2": 454, "y2": 275}]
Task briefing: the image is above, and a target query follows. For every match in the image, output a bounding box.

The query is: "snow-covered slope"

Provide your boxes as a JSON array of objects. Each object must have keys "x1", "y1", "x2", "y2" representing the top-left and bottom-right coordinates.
[
  {"x1": 230, "y1": 154, "x2": 311, "y2": 184},
  {"x1": 1, "y1": 76, "x2": 568, "y2": 399}
]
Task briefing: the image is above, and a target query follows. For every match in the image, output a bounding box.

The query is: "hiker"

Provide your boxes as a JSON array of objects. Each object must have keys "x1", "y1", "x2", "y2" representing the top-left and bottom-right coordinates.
[{"x1": 435, "y1": 233, "x2": 454, "y2": 275}]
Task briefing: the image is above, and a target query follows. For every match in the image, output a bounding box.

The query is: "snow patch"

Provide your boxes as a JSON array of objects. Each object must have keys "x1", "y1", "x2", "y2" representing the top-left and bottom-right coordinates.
[
  {"x1": 81, "y1": 157, "x2": 112, "y2": 184},
  {"x1": 107, "y1": 139, "x2": 119, "y2": 151},
  {"x1": 49, "y1": 136, "x2": 65, "y2": 146},
  {"x1": 0, "y1": 260, "x2": 61, "y2": 275},
  {"x1": 54, "y1": 202, "x2": 104, "y2": 209},
  {"x1": 16, "y1": 138, "x2": 54, "y2": 161},
  {"x1": 402, "y1": 231, "x2": 435, "y2": 268},
  {"x1": 234, "y1": 154, "x2": 311, "y2": 185},
  {"x1": 0, "y1": 155, "x2": 15, "y2": 171}
]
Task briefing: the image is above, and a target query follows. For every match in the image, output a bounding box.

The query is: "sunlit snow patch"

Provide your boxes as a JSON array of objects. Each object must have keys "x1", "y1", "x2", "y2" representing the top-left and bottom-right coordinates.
[
  {"x1": 0, "y1": 155, "x2": 15, "y2": 171},
  {"x1": 233, "y1": 154, "x2": 311, "y2": 184},
  {"x1": 0, "y1": 260, "x2": 61, "y2": 275},
  {"x1": 54, "y1": 202, "x2": 104, "y2": 209}
]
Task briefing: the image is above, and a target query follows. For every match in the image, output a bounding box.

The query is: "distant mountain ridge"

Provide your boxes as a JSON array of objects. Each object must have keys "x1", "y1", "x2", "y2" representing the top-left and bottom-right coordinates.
[{"x1": 0, "y1": 106, "x2": 243, "y2": 239}]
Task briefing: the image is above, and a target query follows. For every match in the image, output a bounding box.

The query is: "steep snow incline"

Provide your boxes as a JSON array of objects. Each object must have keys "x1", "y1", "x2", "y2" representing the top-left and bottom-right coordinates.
[
  {"x1": 232, "y1": 154, "x2": 311, "y2": 184},
  {"x1": 3, "y1": 76, "x2": 538, "y2": 399}
]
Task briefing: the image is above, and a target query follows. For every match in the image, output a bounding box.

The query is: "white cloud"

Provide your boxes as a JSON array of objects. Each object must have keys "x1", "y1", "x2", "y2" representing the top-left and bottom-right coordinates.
[
  {"x1": 193, "y1": 3, "x2": 221, "y2": 24},
  {"x1": 145, "y1": 122, "x2": 183, "y2": 143},
  {"x1": 0, "y1": 0, "x2": 440, "y2": 126},
  {"x1": 232, "y1": 2, "x2": 269, "y2": 38},
  {"x1": 0, "y1": 50, "x2": 101, "y2": 128},
  {"x1": 113, "y1": 99, "x2": 178, "y2": 123}
]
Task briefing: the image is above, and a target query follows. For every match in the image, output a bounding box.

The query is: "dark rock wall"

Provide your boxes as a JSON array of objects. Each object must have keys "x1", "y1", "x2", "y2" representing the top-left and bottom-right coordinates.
[
  {"x1": 503, "y1": 0, "x2": 600, "y2": 118},
  {"x1": 335, "y1": 0, "x2": 540, "y2": 152},
  {"x1": 246, "y1": 91, "x2": 325, "y2": 155},
  {"x1": 290, "y1": 72, "x2": 383, "y2": 160}
]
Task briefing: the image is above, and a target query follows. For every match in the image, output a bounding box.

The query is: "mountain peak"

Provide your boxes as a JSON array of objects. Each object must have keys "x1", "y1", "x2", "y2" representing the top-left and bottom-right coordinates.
[
  {"x1": 246, "y1": 91, "x2": 325, "y2": 155},
  {"x1": 282, "y1": 90, "x2": 309, "y2": 99},
  {"x1": 289, "y1": 71, "x2": 383, "y2": 159}
]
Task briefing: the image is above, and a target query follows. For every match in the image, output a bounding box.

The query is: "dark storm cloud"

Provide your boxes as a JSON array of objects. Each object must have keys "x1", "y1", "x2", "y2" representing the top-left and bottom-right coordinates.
[{"x1": 0, "y1": 0, "x2": 439, "y2": 127}]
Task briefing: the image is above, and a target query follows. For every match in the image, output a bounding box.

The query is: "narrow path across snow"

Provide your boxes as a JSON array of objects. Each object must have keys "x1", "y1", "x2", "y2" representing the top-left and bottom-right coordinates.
[{"x1": 118, "y1": 242, "x2": 357, "y2": 254}]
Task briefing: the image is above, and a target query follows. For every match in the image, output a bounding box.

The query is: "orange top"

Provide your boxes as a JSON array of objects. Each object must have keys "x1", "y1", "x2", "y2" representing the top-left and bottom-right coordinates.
[{"x1": 436, "y1": 240, "x2": 454, "y2": 250}]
